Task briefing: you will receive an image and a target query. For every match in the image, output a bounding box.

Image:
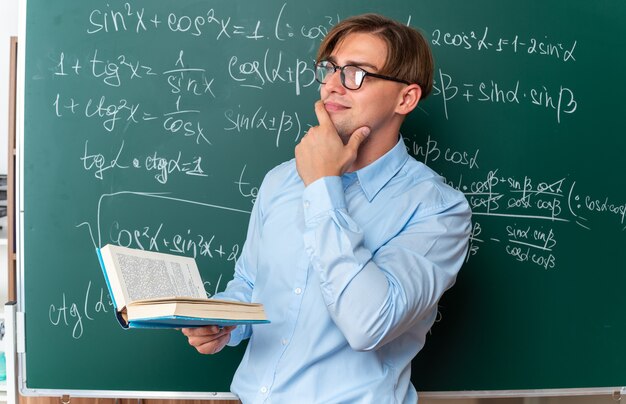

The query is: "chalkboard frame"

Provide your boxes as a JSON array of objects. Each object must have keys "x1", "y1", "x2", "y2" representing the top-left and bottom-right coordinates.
[{"x1": 14, "y1": 0, "x2": 626, "y2": 399}]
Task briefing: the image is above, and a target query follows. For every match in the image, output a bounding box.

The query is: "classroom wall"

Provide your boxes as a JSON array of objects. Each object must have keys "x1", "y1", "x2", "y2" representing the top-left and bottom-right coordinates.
[
  {"x1": 0, "y1": 0, "x2": 18, "y2": 176},
  {"x1": 2, "y1": 1, "x2": 622, "y2": 403},
  {"x1": 0, "y1": 0, "x2": 18, "y2": 370}
]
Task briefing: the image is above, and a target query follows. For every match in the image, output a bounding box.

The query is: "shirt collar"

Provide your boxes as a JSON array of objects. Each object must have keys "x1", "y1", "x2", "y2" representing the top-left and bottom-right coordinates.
[{"x1": 346, "y1": 137, "x2": 409, "y2": 202}]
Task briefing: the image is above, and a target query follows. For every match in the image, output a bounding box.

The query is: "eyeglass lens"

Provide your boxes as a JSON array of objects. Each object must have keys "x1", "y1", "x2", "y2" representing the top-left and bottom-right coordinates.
[{"x1": 315, "y1": 62, "x2": 366, "y2": 90}]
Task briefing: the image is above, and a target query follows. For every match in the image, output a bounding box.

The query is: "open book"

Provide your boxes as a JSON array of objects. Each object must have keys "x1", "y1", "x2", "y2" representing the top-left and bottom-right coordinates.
[{"x1": 96, "y1": 244, "x2": 268, "y2": 329}]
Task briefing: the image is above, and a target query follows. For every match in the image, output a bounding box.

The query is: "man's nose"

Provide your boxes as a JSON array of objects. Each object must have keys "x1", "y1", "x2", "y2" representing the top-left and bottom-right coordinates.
[{"x1": 324, "y1": 68, "x2": 346, "y2": 94}]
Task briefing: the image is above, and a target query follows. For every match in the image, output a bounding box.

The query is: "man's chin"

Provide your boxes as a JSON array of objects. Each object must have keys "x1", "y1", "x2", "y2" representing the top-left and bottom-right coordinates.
[
  {"x1": 334, "y1": 127, "x2": 351, "y2": 144},
  {"x1": 330, "y1": 117, "x2": 361, "y2": 144},
  {"x1": 333, "y1": 124, "x2": 352, "y2": 144}
]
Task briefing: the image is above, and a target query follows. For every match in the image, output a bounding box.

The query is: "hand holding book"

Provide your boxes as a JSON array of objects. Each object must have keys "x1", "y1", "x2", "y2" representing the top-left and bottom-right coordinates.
[{"x1": 182, "y1": 325, "x2": 236, "y2": 354}]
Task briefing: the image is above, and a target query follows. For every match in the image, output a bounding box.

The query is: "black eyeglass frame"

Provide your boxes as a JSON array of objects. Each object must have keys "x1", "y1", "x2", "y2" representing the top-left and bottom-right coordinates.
[{"x1": 314, "y1": 60, "x2": 411, "y2": 90}]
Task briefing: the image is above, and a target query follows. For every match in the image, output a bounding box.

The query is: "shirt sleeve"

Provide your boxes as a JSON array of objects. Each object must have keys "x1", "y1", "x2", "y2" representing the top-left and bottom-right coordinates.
[
  {"x1": 213, "y1": 181, "x2": 265, "y2": 347},
  {"x1": 302, "y1": 176, "x2": 471, "y2": 351}
]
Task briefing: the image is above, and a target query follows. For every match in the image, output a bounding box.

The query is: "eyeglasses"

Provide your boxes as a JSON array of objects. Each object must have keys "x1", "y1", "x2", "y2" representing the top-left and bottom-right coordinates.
[{"x1": 314, "y1": 60, "x2": 410, "y2": 90}]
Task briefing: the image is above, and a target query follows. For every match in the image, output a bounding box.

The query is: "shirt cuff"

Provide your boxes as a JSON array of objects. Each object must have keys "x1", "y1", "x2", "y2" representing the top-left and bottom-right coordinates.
[
  {"x1": 302, "y1": 176, "x2": 346, "y2": 224},
  {"x1": 226, "y1": 324, "x2": 248, "y2": 347}
]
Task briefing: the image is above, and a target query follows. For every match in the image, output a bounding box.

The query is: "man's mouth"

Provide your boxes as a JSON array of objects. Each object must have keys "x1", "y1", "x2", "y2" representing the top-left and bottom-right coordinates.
[{"x1": 324, "y1": 101, "x2": 349, "y2": 112}]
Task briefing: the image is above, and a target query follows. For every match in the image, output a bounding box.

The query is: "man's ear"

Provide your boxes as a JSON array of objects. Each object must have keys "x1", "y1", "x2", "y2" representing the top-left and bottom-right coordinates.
[{"x1": 396, "y1": 84, "x2": 422, "y2": 115}]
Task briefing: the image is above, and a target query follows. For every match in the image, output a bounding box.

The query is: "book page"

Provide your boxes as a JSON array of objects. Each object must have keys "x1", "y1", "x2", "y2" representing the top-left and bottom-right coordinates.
[
  {"x1": 100, "y1": 244, "x2": 206, "y2": 307},
  {"x1": 116, "y1": 251, "x2": 206, "y2": 301},
  {"x1": 131, "y1": 297, "x2": 263, "y2": 307}
]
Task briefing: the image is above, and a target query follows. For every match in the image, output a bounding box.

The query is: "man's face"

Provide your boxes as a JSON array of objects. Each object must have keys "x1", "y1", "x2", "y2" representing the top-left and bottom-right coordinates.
[{"x1": 320, "y1": 32, "x2": 405, "y2": 143}]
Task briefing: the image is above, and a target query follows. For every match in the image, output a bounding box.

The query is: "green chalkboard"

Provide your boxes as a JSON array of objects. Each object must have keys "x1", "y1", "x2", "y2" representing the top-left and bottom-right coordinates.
[{"x1": 20, "y1": 0, "x2": 626, "y2": 397}]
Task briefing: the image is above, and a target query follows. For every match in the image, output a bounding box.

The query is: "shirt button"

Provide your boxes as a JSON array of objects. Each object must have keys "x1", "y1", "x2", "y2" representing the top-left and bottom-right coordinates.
[
  {"x1": 294, "y1": 287, "x2": 302, "y2": 295},
  {"x1": 281, "y1": 338, "x2": 289, "y2": 345},
  {"x1": 260, "y1": 386, "x2": 268, "y2": 394},
  {"x1": 303, "y1": 200, "x2": 310, "y2": 208}
]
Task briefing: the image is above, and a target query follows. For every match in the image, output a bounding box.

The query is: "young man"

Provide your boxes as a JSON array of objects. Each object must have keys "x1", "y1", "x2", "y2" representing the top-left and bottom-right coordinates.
[{"x1": 183, "y1": 14, "x2": 471, "y2": 403}]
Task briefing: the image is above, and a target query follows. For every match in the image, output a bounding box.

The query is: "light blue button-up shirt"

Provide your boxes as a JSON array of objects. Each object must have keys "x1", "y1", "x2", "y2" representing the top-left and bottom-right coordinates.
[{"x1": 216, "y1": 138, "x2": 471, "y2": 403}]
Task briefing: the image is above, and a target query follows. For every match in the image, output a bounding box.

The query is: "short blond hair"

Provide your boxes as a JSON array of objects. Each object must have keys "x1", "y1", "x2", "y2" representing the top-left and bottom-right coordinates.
[{"x1": 317, "y1": 13, "x2": 434, "y2": 98}]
